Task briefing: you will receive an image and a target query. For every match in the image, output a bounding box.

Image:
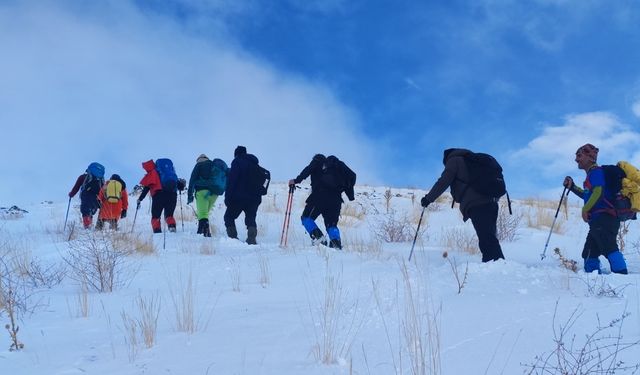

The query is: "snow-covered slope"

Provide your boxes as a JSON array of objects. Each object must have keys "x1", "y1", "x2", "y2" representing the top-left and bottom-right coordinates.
[{"x1": 1, "y1": 183, "x2": 639, "y2": 374}]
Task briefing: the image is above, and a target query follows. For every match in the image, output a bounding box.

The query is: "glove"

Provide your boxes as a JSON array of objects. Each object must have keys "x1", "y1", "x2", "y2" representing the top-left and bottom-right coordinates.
[
  {"x1": 187, "y1": 195, "x2": 193, "y2": 204},
  {"x1": 563, "y1": 176, "x2": 574, "y2": 190},
  {"x1": 177, "y1": 178, "x2": 186, "y2": 192},
  {"x1": 121, "y1": 209, "x2": 127, "y2": 219},
  {"x1": 421, "y1": 195, "x2": 431, "y2": 208},
  {"x1": 68, "y1": 192, "x2": 73, "y2": 198},
  {"x1": 288, "y1": 179, "x2": 296, "y2": 187},
  {"x1": 136, "y1": 200, "x2": 141, "y2": 209}
]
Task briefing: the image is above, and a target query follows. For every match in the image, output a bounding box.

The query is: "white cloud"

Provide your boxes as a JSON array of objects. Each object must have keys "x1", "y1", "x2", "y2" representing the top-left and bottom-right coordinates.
[
  {"x1": 0, "y1": 1, "x2": 379, "y2": 205},
  {"x1": 512, "y1": 112, "x2": 640, "y2": 178}
]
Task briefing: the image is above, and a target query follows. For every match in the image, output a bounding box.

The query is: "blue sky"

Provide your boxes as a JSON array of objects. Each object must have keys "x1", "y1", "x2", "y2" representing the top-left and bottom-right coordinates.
[{"x1": 2, "y1": 0, "x2": 640, "y2": 205}]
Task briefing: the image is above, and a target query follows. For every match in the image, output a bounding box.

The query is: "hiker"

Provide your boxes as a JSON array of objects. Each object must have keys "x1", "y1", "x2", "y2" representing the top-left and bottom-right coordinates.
[
  {"x1": 288, "y1": 154, "x2": 356, "y2": 250},
  {"x1": 563, "y1": 143, "x2": 628, "y2": 274},
  {"x1": 96, "y1": 174, "x2": 129, "y2": 231},
  {"x1": 223, "y1": 146, "x2": 270, "y2": 244},
  {"x1": 137, "y1": 159, "x2": 179, "y2": 233},
  {"x1": 68, "y1": 162, "x2": 105, "y2": 229},
  {"x1": 421, "y1": 148, "x2": 505, "y2": 262},
  {"x1": 187, "y1": 154, "x2": 228, "y2": 237}
]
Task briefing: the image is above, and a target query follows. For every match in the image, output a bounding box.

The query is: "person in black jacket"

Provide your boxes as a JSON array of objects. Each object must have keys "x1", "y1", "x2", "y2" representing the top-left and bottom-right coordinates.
[
  {"x1": 288, "y1": 154, "x2": 355, "y2": 250},
  {"x1": 223, "y1": 146, "x2": 262, "y2": 244},
  {"x1": 421, "y1": 148, "x2": 504, "y2": 262}
]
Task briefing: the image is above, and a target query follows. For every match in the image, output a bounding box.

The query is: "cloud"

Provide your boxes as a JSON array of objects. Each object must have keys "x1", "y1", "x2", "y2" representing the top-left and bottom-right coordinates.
[
  {"x1": 0, "y1": 1, "x2": 380, "y2": 206},
  {"x1": 512, "y1": 112, "x2": 640, "y2": 178}
]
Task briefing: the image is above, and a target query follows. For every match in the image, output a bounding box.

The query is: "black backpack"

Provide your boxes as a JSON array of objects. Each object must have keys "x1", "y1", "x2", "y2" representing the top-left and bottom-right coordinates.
[
  {"x1": 463, "y1": 152, "x2": 506, "y2": 199},
  {"x1": 247, "y1": 161, "x2": 271, "y2": 196},
  {"x1": 601, "y1": 165, "x2": 636, "y2": 221},
  {"x1": 321, "y1": 156, "x2": 357, "y2": 200}
]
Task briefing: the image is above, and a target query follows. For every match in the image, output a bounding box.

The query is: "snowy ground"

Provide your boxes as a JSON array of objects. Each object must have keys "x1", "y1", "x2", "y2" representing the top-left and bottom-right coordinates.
[{"x1": 1, "y1": 183, "x2": 639, "y2": 374}]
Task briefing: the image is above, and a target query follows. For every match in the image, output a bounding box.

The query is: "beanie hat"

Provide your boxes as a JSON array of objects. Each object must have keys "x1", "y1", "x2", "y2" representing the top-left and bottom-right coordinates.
[
  {"x1": 234, "y1": 146, "x2": 247, "y2": 157},
  {"x1": 197, "y1": 154, "x2": 209, "y2": 163},
  {"x1": 576, "y1": 143, "x2": 599, "y2": 162}
]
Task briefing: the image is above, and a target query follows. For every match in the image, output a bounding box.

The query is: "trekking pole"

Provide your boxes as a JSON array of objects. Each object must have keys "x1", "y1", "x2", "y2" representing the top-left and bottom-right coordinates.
[
  {"x1": 63, "y1": 197, "x2": 71, "y2": 232},
  {"x1": 408, "y1": 207, "x2": 426, "y2": 262},
  {"x1": 130, "y1": 204, "x2": 139, "y2": 233},
  {"x1": 280, "y1": 185, "x2": 295, "y2": 247},
  {"x1": 179, "y1": 191, "x2": 184, "y2": 232},
  {"x1": 541, "y1": 187, "x2": 569, "y2": 260}
]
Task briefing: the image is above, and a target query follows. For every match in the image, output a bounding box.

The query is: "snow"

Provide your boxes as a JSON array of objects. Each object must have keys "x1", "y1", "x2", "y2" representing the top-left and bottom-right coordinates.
[{"x1": 1, "y1": 183, "x2": 639, "y2": 374}]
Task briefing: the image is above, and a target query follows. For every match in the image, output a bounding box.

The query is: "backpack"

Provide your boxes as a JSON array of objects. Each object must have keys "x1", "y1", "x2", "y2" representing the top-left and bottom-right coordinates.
[
  {"x1": 462, "y1": 153, "x2": 506, "y2": 199},
  {"x1": 87, "y1": 162, "x2": 105, "y2": 179},
  {"x1": 601, "y1": 163, "x2": 638, "y2": 221},
  {"x1": 156, "y1": 158, "x2": 178, "y2": 192},
  {"x1": 82, "y1": 162, "x2": 105, "y2": 193},
  {"x1": 321, "y1": 156, "x2": 357, "y2": 200},
  {"x1": 105, "y1": 180, "x2": 123, "y2": 203},
  {"x1": 247, "y1": 161, "x2": 271, "y2": 196},
  {"x1": 210, "y1": 158, "x2": 229, "y2": 196}
]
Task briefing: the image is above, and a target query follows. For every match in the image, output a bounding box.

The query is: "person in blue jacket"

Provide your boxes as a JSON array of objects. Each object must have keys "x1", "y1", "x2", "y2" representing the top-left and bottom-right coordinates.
[{"x1": 564, "y1": 143, "x2": 628, "y2": 274}]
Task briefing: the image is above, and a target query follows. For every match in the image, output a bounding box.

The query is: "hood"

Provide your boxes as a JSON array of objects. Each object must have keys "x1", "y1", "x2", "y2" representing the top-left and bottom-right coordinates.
[
  {"x1": 443, "y1": 148, "x2": 472, "y2": 164},
  {"x1": 142, "y1": 159, "x2": 156, "y2": 172}
]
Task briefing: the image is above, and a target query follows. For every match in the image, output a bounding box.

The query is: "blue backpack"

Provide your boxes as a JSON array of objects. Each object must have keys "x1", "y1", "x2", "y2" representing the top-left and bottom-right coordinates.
[
  {"x1": 156, "y1": 158, "x2": 178, "y2": 192},
  {"x1": 211, "y1": 158, "x2": 228, "y2": 195},
  {"x1": 86, "y1": 162, "x2": 105, "y2": 179}
]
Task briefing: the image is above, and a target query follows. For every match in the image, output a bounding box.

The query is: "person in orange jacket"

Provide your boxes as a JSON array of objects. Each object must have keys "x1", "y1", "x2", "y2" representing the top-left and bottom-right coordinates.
[
  {"x1": 96, "y1": 174, "x2": 129, "y2": 231},
  {"x1": 137, "y1": 160, "x2": 178, "y2": 233}
]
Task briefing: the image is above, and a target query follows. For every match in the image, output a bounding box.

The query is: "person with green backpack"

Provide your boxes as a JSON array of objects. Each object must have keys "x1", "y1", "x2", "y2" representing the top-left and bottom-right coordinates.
[{"x1": 187, "y1": 154, "x2": 228, "y2": 237}]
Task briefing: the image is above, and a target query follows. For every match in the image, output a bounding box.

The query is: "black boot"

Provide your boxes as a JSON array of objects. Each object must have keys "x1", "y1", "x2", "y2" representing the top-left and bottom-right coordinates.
[
  {"x1": 202, "y1": 219, "x2": 211, "y2": 237},
  {"x1": 246, "y1": 226, "x2": 257, "y2": 245},
  {"x1": 329, "y1": 238, "x2": 342, "y2": 250},
  {"x1": 310, "y1": 228, "x2": 327, "y2": 246},
  {"x1": 197, "y1": 219, "x2": 205, "y2": 234},
  {"x1": 168, "y1": 224, "x2": 176, "y2": 233},
  {"x1": 226, "y1": 225, "x2": 238, "y2": 239}
]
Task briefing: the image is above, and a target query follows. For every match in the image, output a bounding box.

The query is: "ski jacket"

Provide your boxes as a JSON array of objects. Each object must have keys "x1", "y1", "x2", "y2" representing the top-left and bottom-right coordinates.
[
  {"x1": 569, "y1": 164, "x2": 615, "y2": 221},
  {"x1": 188, "y1": 159, "x2": 218, "y2": 198},
  {"x1": 294, "y1": 155, "x2": 343, "y2": 205},
  {"x1": 139, "y1": 160, "x2": 162, "y2": 201},
  {"x1": 225, "y1": 153, "x2": 262, "y2": 205},
  {"x1": 98, "y1": 183, "x2": 129, "y2": 220},
  {"x1": 423, "y1": 148, "x2": 494, "y2": 221}
]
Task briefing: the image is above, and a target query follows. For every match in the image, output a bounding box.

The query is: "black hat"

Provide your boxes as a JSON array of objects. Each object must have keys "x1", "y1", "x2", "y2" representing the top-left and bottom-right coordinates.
[{"x1": 235, "y1": 146, "x2": 247, "y2": 157}]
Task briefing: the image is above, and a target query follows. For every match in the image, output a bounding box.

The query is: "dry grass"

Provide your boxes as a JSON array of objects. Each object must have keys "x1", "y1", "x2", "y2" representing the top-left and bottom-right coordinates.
[
  {"x1": 167, "y1": 267, "x2": 198, "y2": 334},
  {"x1": 257, "y1": 254, "x2": 271, "y2": 288},
  {"x1": 525, "y1": 206, "x2": 566, "y2": 234},
  {"x1": 342, "y1": 235, "x2": 383, "y2": 258},
  {"x1": 227, "y1": 257, "x2": 241, "y2": 292},
  {"x1": 112, "y1": 232, "x2": 156, "y2": 256},
  {"x1": 441, "y1": 227, "x2": 478, "y2": 255}
]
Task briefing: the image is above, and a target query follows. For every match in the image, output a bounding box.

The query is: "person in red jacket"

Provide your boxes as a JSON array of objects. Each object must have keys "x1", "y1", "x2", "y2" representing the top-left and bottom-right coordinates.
[
  {"x1": 137, "y1": 160, "x2": 177, "y2": 233},
  {"x1": 96, "y1": 174, "x2": 129, "y2": 231}
]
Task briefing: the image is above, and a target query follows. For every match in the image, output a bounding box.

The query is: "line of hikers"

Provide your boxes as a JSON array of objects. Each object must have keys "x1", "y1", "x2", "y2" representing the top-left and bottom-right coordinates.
[
  {"x1": 68, "y1": 143, "x2": 632, "y2": 274},
  {"x1": 68, "y1": 146, "x2": 355, "y2": 249}
]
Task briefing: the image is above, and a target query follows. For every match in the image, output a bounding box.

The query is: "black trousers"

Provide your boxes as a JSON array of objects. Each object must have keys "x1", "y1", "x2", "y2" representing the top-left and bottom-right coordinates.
[
  {"x1": 582, "y1": 214, "x2": 619, "y2": 259},
  {"x1": 224, "y1": 200, "x2": 260, "y2": 228},
  {"x1": 151, "y1": 190, "x2": 177, "y2": 220},
  {"x1": 469, "y1": 202, "x2": 505, "y2": 262},
  {"x1": 301, "y1": 197, "x2": 341, "y2": 229}
]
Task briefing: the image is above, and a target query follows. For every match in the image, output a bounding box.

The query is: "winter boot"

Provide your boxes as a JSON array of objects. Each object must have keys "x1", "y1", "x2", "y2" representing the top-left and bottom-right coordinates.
[
  {"x1": 82, "y1": 215, "x2": 92, "y2": 229},
  {"x1": 329, "y1": 238, "x2": 342, "y2": 250},
  {"x1": 108, "y1": 219, "x2": 118, "y2": 231},
  {"x1": 151, "y1": 218, "x2": 162, "y2": 233},
  {"x1": 246, "y1": 226, "x2": 257, "y2": 245},
  {"x1": 95, "y1": 219, "x2": 104, "y2": 231},
  {"x1": 607, "y1": 251, "x2": 628, "y2": 275},
  {"x1": 202, "y1": 219, "x2": 211, "y2": 237},
  {"x1": 197, "y1": 219, "x2": 204, "y2": 234},
  {"x1": 310, "y1": 228, "x2": 327, "y2": 246},
  {"x1": 168, "y1": 224, "x2": 177, "y2": 233},
  {"x1": 226, "y1": 225, "x2": 238, "y2": 239}
]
